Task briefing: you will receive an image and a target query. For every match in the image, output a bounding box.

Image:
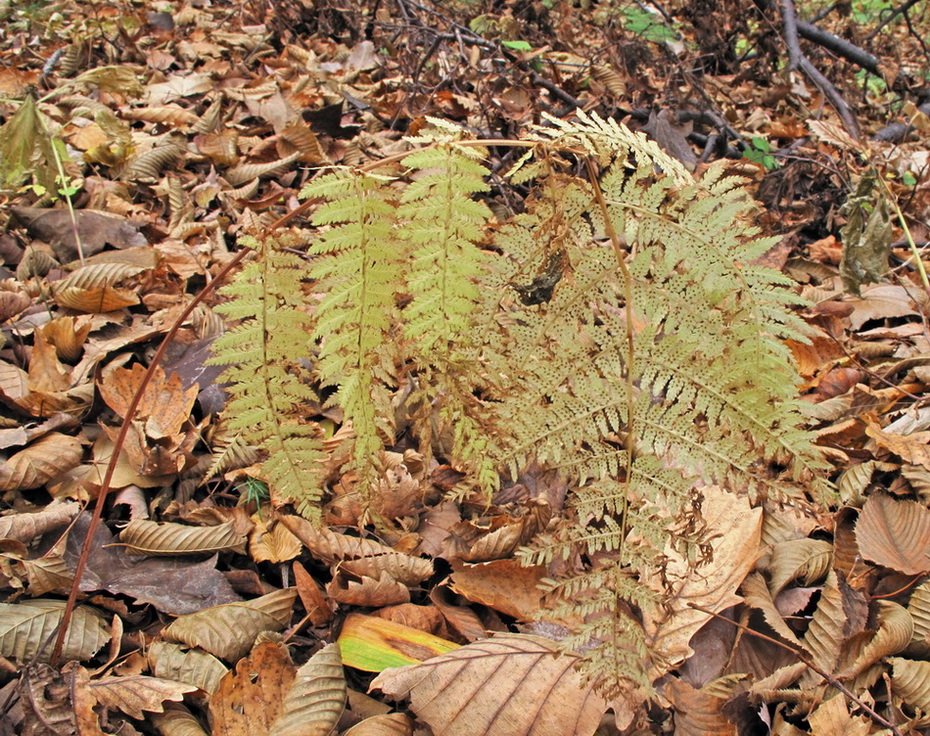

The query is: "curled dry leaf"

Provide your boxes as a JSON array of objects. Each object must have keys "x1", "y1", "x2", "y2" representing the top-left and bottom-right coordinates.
[
  {"x1": 370, "y1": 633, "x2": 607, "y2": 736},
  {"x1": 163, "y1": 588, "x2": 296, "y2": 661},
  {"x1": 0, "y1": 599, "x2": 108, "y2": 663},
  {"x1": 800, "y1": 570, "x2": 846, "y2": 685},
  {"x1": 888, "y1": 657, "x2": 930, "y2": 714},
  {"x1": 148, "y1": 641, "x2": 228, "y2": 695},
  {"x1": 664, "y1": 677, "x2": 737, "y2": 736},
  {"x1": 343, "y1": 713, "x2": 413, "y2": 736},
  {"x1": 0, "y1": 501, "x2": 80, "y2": 543},
  {"x1": 328, "y1": 571, "x2": 410, "y2": 607},
  {"x1": 340, "y1": 553, "x2": 433, "y2": 587},
  {"x1": 841, "y1": 600, "x2": 913, "y2": 678},
  {"x1": 118, "y1": 519, "x2": 247, "y2": 556},
  {"x1": 152, "y1": 703, "x2": 210, "y2": 736},
  {"x1": 0, "y1": 433, "x2": 83, "y2": 492},
  {"x1": 281, "y1": 514, "x2": 398, "y2": 561},
  {"x1": 856, "y1": 493, "x2": 930, "y2": 574},
  {"x1": 268, "y1": 643, "x2": 346, "y2": 736},
  {"x1": 761, "y1": 538, "x2": 834, "y2": 595},
  {"x1": 907, "y1": 579, "x2": 930, "y2": 654},
  {"x1": 87, "y1": 673, "x2": 198, "y2": 718}
]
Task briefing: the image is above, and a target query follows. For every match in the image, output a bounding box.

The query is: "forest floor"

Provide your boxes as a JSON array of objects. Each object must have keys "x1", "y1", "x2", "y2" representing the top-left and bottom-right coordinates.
[{"x1": 1, "y1": 0, "x2": 930, "y2": 734}]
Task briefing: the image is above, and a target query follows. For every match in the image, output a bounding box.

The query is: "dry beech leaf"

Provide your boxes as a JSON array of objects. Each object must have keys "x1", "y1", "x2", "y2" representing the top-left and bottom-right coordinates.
[
  {"x1": 268, "y1": 642, "x2": 346, "y2": 736},
  {"x1": 41, "y1": 316, "x2": 93, "y2": 362},
  {"x1": 163, "y1": 588, "x2": 296, "y2": 661},
  {"x1": 0, "y1": 433, "x2": 83, "y2": 492},
  {"x1": 119, "y1": 519, "x2": 247, "y2": 556},
  {"x1": 340, "y1": 553, "x2": 433, "y2": 586},
  {"x1": 152, "y1": 703, "x2": 210, "y2": 736},
  {"x1": 88, "y1": 673, "x2": 198, "y2": 718},
  {"x1": 865, "y1": 421, "x2": 930, "y2": 469},
  {"x1": 740, "y1": 572, "x2": 804, "y2": 648},
  {"x1": 343, "y1": 713, "x2": 413, "y2": 736},
  {"x1": 807, "y1": 695, "x2": 872, "y2": 736},
  {"x1": 0, "y1": 289, "x2": 32, "y2": 322},
  {"x1": 0, "y1": 598, "x2": 108, "y2": 663},
  {"x1": 664, "y1": 677, "x2": 737, "y2": 736},
  {"x1": 907, "y1": 579, "x2": 930, "y2": 653},
  {"x1": 54, "y1": 284, "x2": 140, "y2": 312},
  {"x1": 842, "y1": 600, "x2": 912, "y2": 678},
  {"x1": 281, "y1": 515, "x2": 397, "y2": 561},
  {"x1": 449, "y1": 558, "x2": 546, "y2": 621},
  {"x1": 762, "y1": 538, "x2": 834, "y2": 595},
  {"x1": 371, "y1": 633, "x2": 607, "y2": 736},
  {"x1": 148, "y1": 641, "x2": 228, "y2": 695},
  {"x1": 888, "y1": 657, "x2": 930, "y2": 713},
  {"x1": 643, "y1": 486, "x2": 762, "y2": 672},
  {"x1": 856, "y1": 493, "x2": 930, "y2": 574},
  {"x1": 0, "y1": 501, "x2": 80, "y2": 542},
  {"x1": 800, "y1": 570, "x2": 846, "y2": 685},
  {"x1": 293, "y1": 561, "x2": 333, "y2": 626},
  {"x1": 56, "y1": 262, "x2": 148, "y2": 292},
  {"x1": 250, "y1": 518, "x2": 302, "y2": 564},
  {"x1": 327, "y1": 571, "x2": 410, "y2": 607}
]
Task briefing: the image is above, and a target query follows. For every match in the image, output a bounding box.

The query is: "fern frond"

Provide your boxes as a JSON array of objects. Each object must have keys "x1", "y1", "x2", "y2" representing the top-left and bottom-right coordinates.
[
  {"x1": 208, "y1": 233, "x2": 325, "y2": 519},
  {"x1": 301, "y1": 169, "x2": 403, "y2": 474}
]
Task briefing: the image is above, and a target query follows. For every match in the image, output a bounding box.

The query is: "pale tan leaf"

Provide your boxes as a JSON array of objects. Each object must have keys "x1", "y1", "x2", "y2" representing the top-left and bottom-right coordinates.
[
  {"x1": 889, "y1": 657, "x2": 930, "y2": 713},
  {"x1": 800, "y1": 571, "x2": 845, "y2": 682},
  {"x1": 148, "y1": 641, "x2": 229, "y2": 695},
  {"x1": 54, "y1": 284, "x2": 140, "y2": 312},
  {"x1": 856, "y1": 493, "x2": 930, "y2": 574},
  {"x1": 749, "y1": 662, "x2": 807, "y2": 699},
  {"x1": 327, "y1": 571, "x2": 410, "y2": 607},
  {"x1": 280, "y1": 515, "x2": 397, "y2": 561},
  {"x1": 21, "y1": 552, "x2": 73, "y2": 596},
  {"x1": 740, "y1": 572, "x2": 803, "y2": 647},
  {"x1": 269, "y1": 642, "x2": 346, "y2": 736},
  {"x1": 56, "y1": 262, "x2": 148, "y2": 291},
  {"x1": 119, "y1": 519, "x2": 247, "y2": 556},
  {"x1": 340, "y1": 553, "x2": 433, "y2": 587},
  {"x1": 0, "y1": 599, "x2": 108, "y2": 662},
  {"x1": 152, "y1": 703, "x2": 211, "y2": 736},
  {"x1": 90, "y1": 675, "x2": 197, "y2": 718},
  {"x1": 643, "y1": 486, "x2": 762, "y2": 671},
  {"x1": 0, "y1": 501, "x2": 80, "y2": 542},
  {"x1": 343, "y1": 713, "x2": 413, "y2": 736},
  {"x1": 449, "y1": 558, "x2": 546, "y2": 621},
  {"x1": 807, "y1": 695, "x2": 872, "y2": 736},
  {"x1": 123, "y1": 105, "x2": 201, "y2": 127},
  {"x1": 370, "y1": 633, "x2": 607, "y2": 736},
  {"x1": 163, "y1": 588, "x2": 296, "y2": 661},
  {"x1": 665, "y1": 677, "x2": 737, "y2": 736},
  {"x1": 225, "y1": 152, "x2": 300, "y2": 186},
  {"x1": 842, "y1": 601, "x2": 913, "y2": 678},
  {"x1": 763, "y1": 538, "x2": 834, "y2": 595},
  {"x1": 0, "y1": 433, "x2": 83, "y2": 491},
  {"x1": 250, "y1": 518, "x2": 302, "y2": 563},
  {"x1": 907, "y1": 579, "x2": 930, "y2": 653}
]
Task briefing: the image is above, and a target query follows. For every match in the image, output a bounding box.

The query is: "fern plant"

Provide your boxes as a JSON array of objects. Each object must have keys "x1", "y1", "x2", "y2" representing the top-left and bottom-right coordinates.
[{"x1": 209, "y1": 112, "x2": 830, "y2": 694}]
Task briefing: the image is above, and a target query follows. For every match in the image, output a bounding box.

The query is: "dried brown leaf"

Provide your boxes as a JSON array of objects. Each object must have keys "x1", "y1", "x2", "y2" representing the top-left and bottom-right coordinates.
[
  {"x1": 856, "y1": 493, "x2": 930, "y2": 574},
  {"x1": 119, "y1": 519, "x2": 247, "y2": 556},
  {"x1": 163, "y1": 588, "x2": 296, "y2": 661},
  {"x1": 89, "y1": 674, "x2": 197, "y2": 718},
  {"x1": 370, "y1": 633, "x2": 607, "y2": 736},
  {"x1": 0, "y1": 433, "x2": 83, "y2": 491}
]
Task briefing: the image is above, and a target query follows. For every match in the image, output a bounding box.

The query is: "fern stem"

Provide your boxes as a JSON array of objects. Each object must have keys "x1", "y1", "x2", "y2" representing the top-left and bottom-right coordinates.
[{"x1": 585, "y1": 157, "x2": 637, "y2": 561}]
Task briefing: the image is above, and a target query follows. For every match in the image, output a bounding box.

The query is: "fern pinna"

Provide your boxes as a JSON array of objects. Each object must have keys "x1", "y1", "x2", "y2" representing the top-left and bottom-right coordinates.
[{"x1": 210, "y1": 113, "x2": 829, "y2": 695}]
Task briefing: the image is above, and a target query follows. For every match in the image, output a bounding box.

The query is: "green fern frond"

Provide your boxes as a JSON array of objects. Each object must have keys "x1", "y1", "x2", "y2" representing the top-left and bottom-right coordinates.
[
  {"x1": 208, "y1": 233, "x2": 325, "y2": 519},
  {"x1": 301, "y1": 169, "x2": 403, "y2": 475}
]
